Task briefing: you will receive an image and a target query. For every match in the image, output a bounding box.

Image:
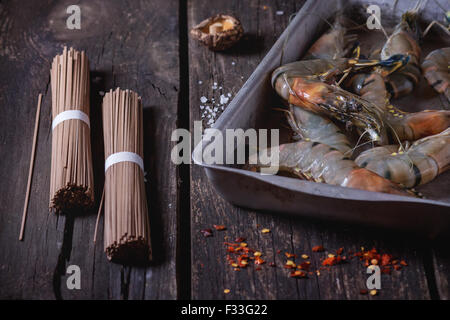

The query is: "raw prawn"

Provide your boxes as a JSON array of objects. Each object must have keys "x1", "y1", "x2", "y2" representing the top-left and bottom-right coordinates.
[
  {"x1": 285, "y1": 105, "x2": 353, "y2": 154},
  {"x1": 272, "y1": 56, "x2": 407, "y2": 144},
  {"x1": 303, "y1": 16, "x2": 357, "y2": 60},
  {"x1": 422, "y1": 47, "x2": 450, "y2": 102},
  {"x1": 347, "y1": 72, "x2": 450, "y2": 141},
  {"x1": 355, "y1": 128, "x2": 450, "y2": 188},
  {"x1": 380, "y1": 11, "x2": 422, "y2": 98},
  {"x1": 248, "y1": 140, "x2": 410, "y2": 196}
]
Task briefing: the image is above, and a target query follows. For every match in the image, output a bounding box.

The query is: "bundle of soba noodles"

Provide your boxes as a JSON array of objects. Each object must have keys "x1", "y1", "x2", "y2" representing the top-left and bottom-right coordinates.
[
  {"x1": 102, "y1": 88, "x2": 151, "y2": 262},
  {"x1": 50, "y1": 47, "x2": 94, "y2": 214}
]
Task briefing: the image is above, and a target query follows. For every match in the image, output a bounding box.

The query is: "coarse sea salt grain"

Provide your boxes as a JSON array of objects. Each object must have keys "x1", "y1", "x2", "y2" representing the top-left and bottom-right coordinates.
[
  {"x1": 198, "y1": 80, "x2": 203, "y2": 85},
  {"x1": 199, "y1": 85, "x2": 235, "y2": 127},
  {"x1": 276, "y1": 10, "x2": 284, "y2": 15},
  {"x1": 220, "y1": 94, "x2": 229, "y2": 105}
]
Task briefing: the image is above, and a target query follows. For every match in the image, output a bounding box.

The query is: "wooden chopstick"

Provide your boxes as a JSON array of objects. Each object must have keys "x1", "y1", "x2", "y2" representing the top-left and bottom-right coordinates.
[{"x1": 19, "y1": 93, "x2": 43, "y2": 241}]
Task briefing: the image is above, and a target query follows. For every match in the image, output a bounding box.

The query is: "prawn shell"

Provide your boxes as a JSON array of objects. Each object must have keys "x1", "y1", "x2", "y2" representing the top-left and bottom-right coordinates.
[
  {"x1": 355, "y1": 129, "x2": 450, "y2": 188},
  {"x1": 422, "y1": 47, "x2": 450, "y2": 99}
]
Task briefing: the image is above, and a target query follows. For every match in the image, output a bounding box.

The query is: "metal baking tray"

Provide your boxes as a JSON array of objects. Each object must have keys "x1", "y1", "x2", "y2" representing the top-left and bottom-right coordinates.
[{"x1": 192, "y1": 0, "x2": 450, "y2": 236}]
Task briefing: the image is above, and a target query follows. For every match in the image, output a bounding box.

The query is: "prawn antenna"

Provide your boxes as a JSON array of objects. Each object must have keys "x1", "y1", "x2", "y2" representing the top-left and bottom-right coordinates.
[
  {"x1": 385, "y1": 121, "x2": 407, "y2": 153},
  {"x1": 373, "y1": 13, "x2": 389, "y2": 40},
  {"x1": 345, "y1": 129, "x2": 370, "y2": 157},
  {"x1": 423, "y1": 20, "x2": 450, "y2": 37}
]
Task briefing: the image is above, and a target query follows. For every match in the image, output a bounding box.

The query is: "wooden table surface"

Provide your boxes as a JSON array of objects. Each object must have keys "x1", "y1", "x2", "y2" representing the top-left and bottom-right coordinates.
[{"x1": 0, "y1": 0, "x2": 449, "y2": 300}]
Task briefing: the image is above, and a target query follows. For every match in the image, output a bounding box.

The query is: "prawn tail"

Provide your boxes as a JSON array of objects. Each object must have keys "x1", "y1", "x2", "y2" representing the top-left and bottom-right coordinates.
[{"x1": 343, "y1": 168, "x2": 412, "y2": 196}]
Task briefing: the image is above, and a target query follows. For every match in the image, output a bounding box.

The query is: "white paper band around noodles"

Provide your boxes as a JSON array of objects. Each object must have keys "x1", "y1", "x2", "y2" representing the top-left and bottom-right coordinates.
[
  {"x1": 104, "y1": 152, "x2": 144, "y2": 173},
  {"x1": 52, "y1": 110, "x2": 90, "y2": 130}
]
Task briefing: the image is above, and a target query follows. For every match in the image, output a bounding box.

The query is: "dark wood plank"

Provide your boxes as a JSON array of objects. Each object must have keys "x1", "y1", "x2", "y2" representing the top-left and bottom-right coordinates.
[
  {"x1": 432, "y1": 245, "x2": 450, "y2": 299},
  {"x1": 0, "y1": 0, "x2": 179, "y2": 299},
  {"x1": 188, "y1": 0, "x2": 434, "y2": 300}
]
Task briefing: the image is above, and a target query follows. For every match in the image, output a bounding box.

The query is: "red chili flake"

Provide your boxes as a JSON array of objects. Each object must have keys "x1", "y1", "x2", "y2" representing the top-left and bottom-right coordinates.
[
  {"x1": 243, "y1": 247, "x2": 254, "y2": 253},
  {"x1": 255, "y1": 257, "x2": 265, "y2": 265},
  {"x1": 392, "y1": 260, "x2": 399, "y2": 265},
  {"x1": 224, "y1": 242, "x2": 239, "y2": 247},
  {"x1": 381, "y1": 253, "x2": 392, "y2": 266},
  {"x1": 312, "y1": 245, "x2": 325, "y2": 252},
  {"x1": 213, "y1": 224, "x2": 227, "y2": 231},
  {"x1": 227, "y1": 246, "x2": 236, "y2": 253},
  {"x1": 276, "y1": 250, "x2": 282, "y2": 254},
  {"x1": 290, "y1": 270, "x2": 306, "y2": 278},
  {"x1": 336, "y1": 247, "x2": 344, "y2": 255},
  {"x1": 200, "y1": 228, "x2": 213, "y2": 237},
  {"x1": 360, "y1": 289, "x2": 368, "y2": 295},
  {"x1": 235, "y1": 237, "x2": 246, "y2": 243},
  {"x1": 322, "y1": 255, "x2": 343, "y2": 266},
  {"x1": 269, "y1": 262, "x2": 276, "y2": 267},
  {"x1": 284, "y1": 260, "x2": 296, "y2": 269},
  {"x1": 393, "y1": 265, "x2": 402, "y2": 271},
  {"x1": 255, "y1": 266, "x2": 262, "y2": 271},
  {"x1": 400, "y1": 260, "x2": 408, "y2": 266},
  {"x1": 285, "y1": 252, "x2": 297, "y2": 258}
]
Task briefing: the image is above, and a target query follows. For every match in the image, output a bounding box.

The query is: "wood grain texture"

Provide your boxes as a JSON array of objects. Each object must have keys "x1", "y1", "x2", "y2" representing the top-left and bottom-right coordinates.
[
  {"x1": 0, "y1": 0, "x2": 447, "y2": 300},
  {"x1": 432, "y1": 244, "x2": 450, "y2": 300},
  {"x1": 0, "y1": 0, "x2": 179, "y2": 299},
  {"x1": 188, "y1": 0, "x2": 434, "y2": 300}
]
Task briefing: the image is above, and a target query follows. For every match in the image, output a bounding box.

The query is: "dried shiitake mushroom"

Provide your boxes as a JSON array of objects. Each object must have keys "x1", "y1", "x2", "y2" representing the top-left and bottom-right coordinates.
[{"x1": 190, "y1": 14, "x2": 244, "y2": 51}]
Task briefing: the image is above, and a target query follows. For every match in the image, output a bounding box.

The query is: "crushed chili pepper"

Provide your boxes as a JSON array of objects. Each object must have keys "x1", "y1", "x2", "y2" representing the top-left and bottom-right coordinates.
[
  {"x1": 200, "y1": 228, "x2": 213, "y2": 237},
  {"x1": 312, "y1": 245, "x2": 325, "y2": 252},
  {"x1": 213, "y1": 224, "x2": 227, "y2": 231},
  {"x1": 284, "y1": 260, "x2": 296, "y2": 269},
  {"x1": 322, "y1": 255, "x2": 343, "y2": 266},
  {"x1": 290, "y1": 270, "x2": 306, "y2": 278},
  {"x1": 381, "y1": 254, "x2": 392, "y2": 266},
  {"x1": 217, "y1": 224, "x2": 408, "y2": 295}
]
